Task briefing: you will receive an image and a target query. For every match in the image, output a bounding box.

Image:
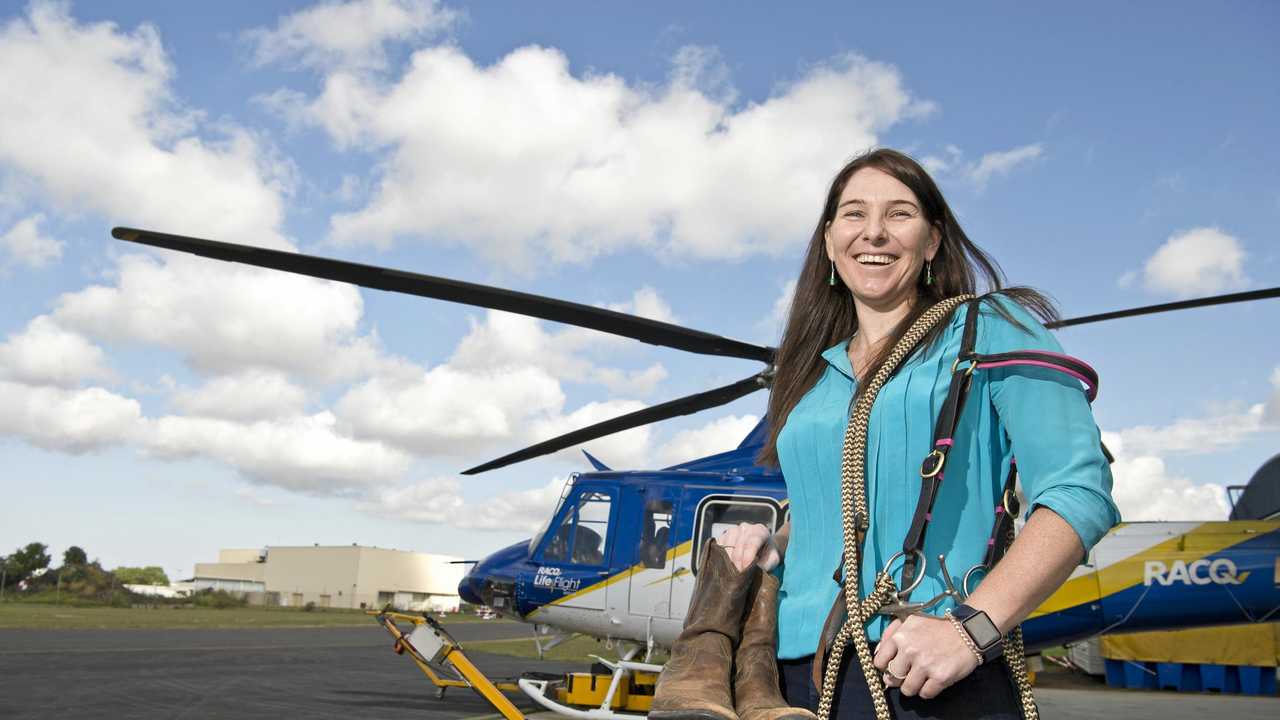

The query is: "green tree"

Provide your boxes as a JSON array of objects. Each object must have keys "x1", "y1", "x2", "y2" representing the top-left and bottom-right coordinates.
[
  {"x1": 113, "y1": 566, "x2": 170, "y2": 586},
  {"x1": 6, "y1": 543, "x2": 51, "y2": 583},
  {"x1": 62, "y1": 546, "x2": 88, "y2": 566}
]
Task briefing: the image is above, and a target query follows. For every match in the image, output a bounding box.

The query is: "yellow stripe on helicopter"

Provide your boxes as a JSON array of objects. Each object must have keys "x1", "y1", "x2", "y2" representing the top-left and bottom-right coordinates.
[
  {"x1": 1029, "y1": 520, "x2": 1278, "y2": 618},
  {"x1": 538, "y1": 540, "x2": 696, "y2": 610}
]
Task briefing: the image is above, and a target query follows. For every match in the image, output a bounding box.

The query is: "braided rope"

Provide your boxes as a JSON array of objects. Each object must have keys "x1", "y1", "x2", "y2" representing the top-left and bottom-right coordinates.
[{"x1": 1002, "y1": 522, "x2": 1039, "y2": 719}]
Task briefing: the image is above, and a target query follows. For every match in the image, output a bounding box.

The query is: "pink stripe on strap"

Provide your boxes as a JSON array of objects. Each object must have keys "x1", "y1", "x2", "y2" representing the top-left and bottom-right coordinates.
[
  {"x1": 935, "y1": 438, "x2": 954, "y2": 447},
  {"x1": 1017, "y1": 349, "x2": 1099, "y2": 379},
  {"x1": 995, "y1": 505, "x2": 1004, "y2": 514},
  {"x1": 975, "y1": 359, "x2": 1098, "y2": 402}
]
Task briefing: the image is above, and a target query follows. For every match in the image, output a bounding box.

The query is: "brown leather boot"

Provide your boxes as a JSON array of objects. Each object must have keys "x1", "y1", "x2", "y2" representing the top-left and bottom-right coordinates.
[
  {"x1": 650, "y1": 539, "x2": 757, "y2": 720},
  {"x1": 733, "y1": 572, "x2": 816, "y2": 720}
]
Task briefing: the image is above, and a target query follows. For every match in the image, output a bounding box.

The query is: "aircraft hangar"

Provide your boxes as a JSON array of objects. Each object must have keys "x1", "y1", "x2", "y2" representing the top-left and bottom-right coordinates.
[{"x1": 192, "y1": 545, "x2": 467, "y2": 611}]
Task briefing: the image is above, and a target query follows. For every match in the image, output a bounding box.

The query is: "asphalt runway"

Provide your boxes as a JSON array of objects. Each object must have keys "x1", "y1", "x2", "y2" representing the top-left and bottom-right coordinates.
[
  {"x1": 1, "y1": 621, "x2": 1276, "y2": 719},
  {"x1": 0, "y1": 620, "x2": 582, "y2": 719}
]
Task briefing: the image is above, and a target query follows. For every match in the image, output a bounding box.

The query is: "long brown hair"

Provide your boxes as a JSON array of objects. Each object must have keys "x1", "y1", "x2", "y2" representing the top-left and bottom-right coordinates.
[{"x1": 756, "y1": 148, "x2": 1057, "y2": 467}]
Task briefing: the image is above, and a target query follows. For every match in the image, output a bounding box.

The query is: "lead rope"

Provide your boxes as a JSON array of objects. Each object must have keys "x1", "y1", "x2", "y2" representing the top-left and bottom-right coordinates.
[{"x1": 812, "y1": 296, "x2": 1037, "y2": 720}]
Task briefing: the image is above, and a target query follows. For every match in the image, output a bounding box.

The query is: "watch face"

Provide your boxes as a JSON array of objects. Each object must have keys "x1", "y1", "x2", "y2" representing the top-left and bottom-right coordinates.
[{"x1": 961, "y1": 612, "x2": 1002, "y2": 649}]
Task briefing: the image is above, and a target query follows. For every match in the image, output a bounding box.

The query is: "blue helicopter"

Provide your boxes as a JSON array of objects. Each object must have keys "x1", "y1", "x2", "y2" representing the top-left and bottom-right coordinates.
[
  {"x1": 456, "y1": 424, "x2": 1279, "y2": 655},
  {"x1": 110, "y1": 227, "x2": 1279, "y2": 709}
]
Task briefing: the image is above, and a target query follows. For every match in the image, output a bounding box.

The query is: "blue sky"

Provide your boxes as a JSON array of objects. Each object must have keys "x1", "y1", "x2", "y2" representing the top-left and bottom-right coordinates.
[{"x1": 0, "y1": 1, "x2": 1276, "y2": 577}]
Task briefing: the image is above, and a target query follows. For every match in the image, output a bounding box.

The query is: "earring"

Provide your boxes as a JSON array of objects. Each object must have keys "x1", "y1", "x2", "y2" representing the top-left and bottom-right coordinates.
[
  {"x1": 925, "y1": 260, "x2": 933, "y2": 286},
  {"x1": 829, "y1": 260, "x2": 837, "y2": 286}
]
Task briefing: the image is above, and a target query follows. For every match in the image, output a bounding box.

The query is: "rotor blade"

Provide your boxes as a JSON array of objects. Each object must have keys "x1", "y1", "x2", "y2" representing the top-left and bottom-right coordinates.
[
  {"x1": 1048, "y1": 286, "x2": 1280, "y2": 329},
  {"x1": 111, "y1": 227, "x2": 774, "y2": 363},
  {"x1": 462, "y1": 373, "x2": 767, "y2": 475}
]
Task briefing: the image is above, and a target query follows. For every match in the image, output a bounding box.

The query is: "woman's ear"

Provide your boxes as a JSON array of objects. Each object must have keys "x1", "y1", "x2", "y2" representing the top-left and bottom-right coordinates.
[
  {"x1": 926, "y1": 223, "x2": 942, "y2": 262},
  {"x1": 824, "y1": 221, "x2": 834, "y2": 262}
]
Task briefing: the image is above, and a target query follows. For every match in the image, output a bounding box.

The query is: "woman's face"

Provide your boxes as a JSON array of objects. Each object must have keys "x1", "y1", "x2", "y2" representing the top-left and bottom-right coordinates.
[{"x1": 824, "y1": 167, "x2": 940, "y2": 311}]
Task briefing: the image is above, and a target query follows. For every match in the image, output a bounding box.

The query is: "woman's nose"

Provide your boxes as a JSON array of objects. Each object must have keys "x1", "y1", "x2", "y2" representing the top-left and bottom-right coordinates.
[{"x1": 863, "y1": 215, "x2": 887, "y2": 243}]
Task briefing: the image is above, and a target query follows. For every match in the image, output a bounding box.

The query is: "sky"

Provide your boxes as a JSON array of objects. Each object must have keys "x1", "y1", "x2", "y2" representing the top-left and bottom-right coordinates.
[{"x1": 0, "y1": 0, "x2": 1277, "y2": 579}]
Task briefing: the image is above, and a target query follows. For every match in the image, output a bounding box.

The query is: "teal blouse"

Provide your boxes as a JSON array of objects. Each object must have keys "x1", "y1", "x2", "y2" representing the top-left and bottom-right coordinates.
[{"x1": 774, "y1": 294, "x2": 1120, "y2": 659}]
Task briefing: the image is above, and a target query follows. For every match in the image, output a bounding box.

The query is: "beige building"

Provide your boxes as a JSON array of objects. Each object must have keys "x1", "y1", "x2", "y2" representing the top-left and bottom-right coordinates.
[{"x1": 193, "y1": 545, "x2": 466, "y2": 611}]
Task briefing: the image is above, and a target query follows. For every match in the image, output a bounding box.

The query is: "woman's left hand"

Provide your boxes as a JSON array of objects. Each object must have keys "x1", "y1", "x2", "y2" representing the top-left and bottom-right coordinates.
[{"x1": 872, "y1": 615, "x2": 980, "y2": 699}]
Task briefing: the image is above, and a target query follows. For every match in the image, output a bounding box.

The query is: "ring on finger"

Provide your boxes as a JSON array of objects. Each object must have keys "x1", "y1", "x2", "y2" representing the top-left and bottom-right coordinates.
[{"x1": 886, "y1": 664, "x2": 908, "y2": 681}]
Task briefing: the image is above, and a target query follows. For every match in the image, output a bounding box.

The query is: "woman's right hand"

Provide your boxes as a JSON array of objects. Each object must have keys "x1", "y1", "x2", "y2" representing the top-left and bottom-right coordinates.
[{"x1": 716, "y1": 522, "x2": 780, "y2": 572}]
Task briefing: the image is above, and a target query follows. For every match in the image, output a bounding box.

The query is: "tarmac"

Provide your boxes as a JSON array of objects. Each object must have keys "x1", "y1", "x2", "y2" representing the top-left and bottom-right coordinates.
[{"x1": 0, "y1": 620, "x2": 1276, "y2": 719}]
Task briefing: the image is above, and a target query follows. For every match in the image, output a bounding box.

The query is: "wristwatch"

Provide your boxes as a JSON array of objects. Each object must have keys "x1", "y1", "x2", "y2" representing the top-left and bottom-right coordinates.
[{"x1": 951, "y1": 604, "x2": 1005, "y2": 663}]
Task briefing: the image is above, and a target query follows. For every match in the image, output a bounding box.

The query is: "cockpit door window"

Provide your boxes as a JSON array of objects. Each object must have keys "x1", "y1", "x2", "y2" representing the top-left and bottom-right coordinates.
[
  {"x1": 690, "y1": 495, "x2": 782, "y2": 575},
  {"x1": 537, "y1": 488, "x2": 614, "y2": 567}
]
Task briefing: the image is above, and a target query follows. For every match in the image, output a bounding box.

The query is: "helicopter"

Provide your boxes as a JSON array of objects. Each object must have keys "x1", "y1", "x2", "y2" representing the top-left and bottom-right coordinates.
[{"x1": 109, "y1": 226, "x2": 1280, "y2": 717}]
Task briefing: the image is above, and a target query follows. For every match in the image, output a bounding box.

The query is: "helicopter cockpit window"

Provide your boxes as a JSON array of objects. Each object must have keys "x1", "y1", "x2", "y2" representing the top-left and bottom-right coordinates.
[
  {"x1": 530, "y1": 475, "x2": 576, "y2": 555},
  {"x1": 639, "y1": 500, "x2": 674, "y2": 569},
  {"x1": 539, "y1": 489, "x2": 613, "y2": 566},
  {"x1": 691, "y1": 496, "x2": 781, "y2": 574}
]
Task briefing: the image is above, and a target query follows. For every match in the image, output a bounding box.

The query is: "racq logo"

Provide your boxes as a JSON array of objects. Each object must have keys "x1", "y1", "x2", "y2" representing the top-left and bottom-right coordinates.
[
  {"x1": 1142, "y1": 558, "x2": 1250, "y2": 586},
  {"x1": 533, "y1": 566, "x2": 582, "y2": 594}
]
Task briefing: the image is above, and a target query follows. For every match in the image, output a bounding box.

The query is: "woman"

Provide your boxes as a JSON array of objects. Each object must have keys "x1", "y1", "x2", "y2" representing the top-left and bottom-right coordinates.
[{"x1": 720, "y1": 148, "x2": 1120, "y2": 718}]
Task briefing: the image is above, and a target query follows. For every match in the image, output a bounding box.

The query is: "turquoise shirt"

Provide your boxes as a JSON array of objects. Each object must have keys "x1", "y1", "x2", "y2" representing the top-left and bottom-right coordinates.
[{"x1": 774, "y1": 295, "x2": 1120, "y2": 659}]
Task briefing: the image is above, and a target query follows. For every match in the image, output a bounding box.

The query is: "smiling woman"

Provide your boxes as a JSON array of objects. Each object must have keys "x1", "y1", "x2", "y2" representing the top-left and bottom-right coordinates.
[{"x1": 651, "y1": 149, "x2": 1120, "y2": 720}]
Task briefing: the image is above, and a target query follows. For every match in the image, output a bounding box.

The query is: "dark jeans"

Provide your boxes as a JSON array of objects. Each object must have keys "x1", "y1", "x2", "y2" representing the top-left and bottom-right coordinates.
[{"x1": 778, "y1": 649, "x2": 1025, "y2": 720}]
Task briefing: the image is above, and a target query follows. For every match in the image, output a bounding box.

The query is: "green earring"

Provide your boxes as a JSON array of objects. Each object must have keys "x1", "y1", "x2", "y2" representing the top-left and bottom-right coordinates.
[
  {"x1": 829, "y1": 260, "x2": 836, "y2": 286},
  {"x1": 925, "y1": 260, "x2": 933, "y2": 286}
]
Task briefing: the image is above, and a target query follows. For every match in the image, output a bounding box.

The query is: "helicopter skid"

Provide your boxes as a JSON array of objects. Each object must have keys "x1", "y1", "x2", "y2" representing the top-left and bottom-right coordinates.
[{"x1": 518, "y1": 653, "x2": 665, "y2": 720}]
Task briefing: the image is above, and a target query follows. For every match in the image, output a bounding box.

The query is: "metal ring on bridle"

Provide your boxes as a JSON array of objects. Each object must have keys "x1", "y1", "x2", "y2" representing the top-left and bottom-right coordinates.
[
  {"x1": 920, "y1": 449, "x2": 946, "y2": 479},
  {"x1": 950, "y1": 355, "x2": 978, "y2": 376},
  {"x1": 881, "y1": 549, "x2": 927, "y2": 596},
  {"x1": 961, "y1": 563, "x2": 989, "y2": 598},
  {"x1": 1002, "y1": 487, "x2": 1020, "y2": 516}
]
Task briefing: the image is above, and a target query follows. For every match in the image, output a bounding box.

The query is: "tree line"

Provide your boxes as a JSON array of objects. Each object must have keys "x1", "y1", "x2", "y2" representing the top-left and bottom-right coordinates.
[{"x1": 1, "y1": 542, "x2": 170, "y2": 598}]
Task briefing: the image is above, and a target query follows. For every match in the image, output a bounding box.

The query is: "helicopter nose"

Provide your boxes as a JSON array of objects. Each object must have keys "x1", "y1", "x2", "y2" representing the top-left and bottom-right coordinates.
[{"x1": 458, "y1": 574, "x2": 485, "y2": 606}]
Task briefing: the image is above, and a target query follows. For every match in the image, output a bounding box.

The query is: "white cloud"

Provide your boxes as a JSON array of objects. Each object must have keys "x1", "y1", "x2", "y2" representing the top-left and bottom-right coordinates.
[
  {"x1": 921, "y1": 143, "x2": 1042, "y2": 190},
  {"x1": 1102, "y1": 370, "x2": 1280, "y2": 521},
  {"x1": 171, "y1": 370, "x2": 308, "y2": 421},
  {"x1": 357, "y1": 476, "x2": 465, "y2": 524},
  {"x1": 967, "y1": 144, "x2": 1043, "y2": 188},
  {"x1": 529, "y1": 399, "x2": 654, "y2": 470},
  {"x1": 920, "y1": 144, "x2": 963, "y2": 176},
  {"x1": 758, "y1": 279, "x2": 796, "y2": 342},
  {"x1": 0, "y1": 3, "x2": 290, "y2": 244},
  {"x1": 1114, "y1": 403, "x2": 1269, "y2": 457},
  {"x1": 449, "y1": 288, "x2": 674, "y2": 397},
  {"x1": 0, "y1": 4, "x2": 396, "y2": 385},
  {"x1": 1, "y1": 213, "x2": 62, "y2": 268},
  {"x1": 1141, "y1": 227, "x2": 1249, "y2": 298},
  {"x1": 0, "y1": 381, "x2": 141, "y2": 453},
  {"x1": 1103, "y1": 432, "x2": 1231, "y2": 521},
  {"x1": 361, "y1": 476, "x2": 565, "y2": 533},
  {"x1": 1268, "y1": 367, "x2": 1280, "y2": 424},
  {"x1": 335, "y1": 363, "x2": 567, "y2": 456},
  {"x1": 656, "y1": 414, "x2": 760, "y2": 467},
  {"x1": 142, "y1": 412, "x2": 409, "y2": 495},
  {"x1": 53, "y1": 253, "x2": 390, "y2": 382},
  {"x1": 245, "y1": 0, "x2": 459, "y2": 71},
  {"x1": 277, "y1": 44, "x2": 930, "y2": 267},
  {"x1": 234, "y1": 487, "x2": 281, "y2": 508},
  {"x1": 0, "y1": 316, "x2": 114, "y2": 388}
]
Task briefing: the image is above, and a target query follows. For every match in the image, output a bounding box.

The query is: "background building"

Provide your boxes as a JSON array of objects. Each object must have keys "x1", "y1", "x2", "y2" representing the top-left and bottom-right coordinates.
[{"x1": 193, "y1": 545, "x2": 466, "y2": 611}]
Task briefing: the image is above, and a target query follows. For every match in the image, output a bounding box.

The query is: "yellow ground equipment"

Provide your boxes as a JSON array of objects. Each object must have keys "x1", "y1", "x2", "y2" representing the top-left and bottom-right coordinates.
[{"x1": 370, "y1": 609, "x2": 661, "y2": 720}]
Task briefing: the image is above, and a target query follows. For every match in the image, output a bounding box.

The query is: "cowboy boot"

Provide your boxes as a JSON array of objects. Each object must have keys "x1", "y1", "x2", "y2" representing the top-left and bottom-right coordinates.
[
  {"x1": 733, "y1": 572, "x2": 816, "y2": 720},
  {"x1": 650, "y1": 539, "x2": 757, "y2": 720}
]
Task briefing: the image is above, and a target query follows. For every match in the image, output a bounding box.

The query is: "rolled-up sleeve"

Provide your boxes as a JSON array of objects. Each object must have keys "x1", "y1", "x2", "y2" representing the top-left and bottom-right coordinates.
[{"x1": 979, "y1": 295, "x2": 1121, "y2": 555}]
